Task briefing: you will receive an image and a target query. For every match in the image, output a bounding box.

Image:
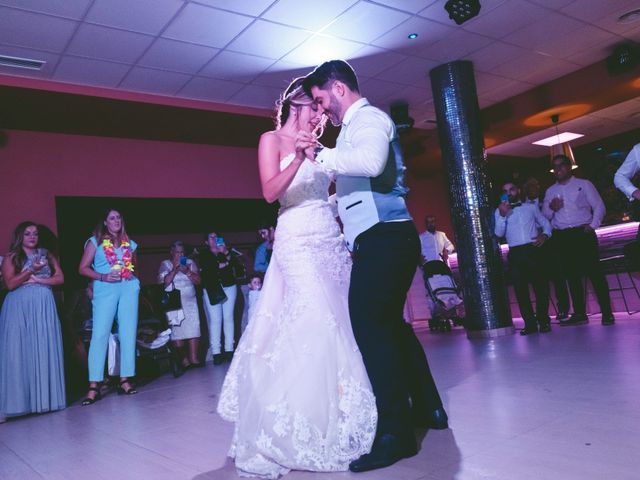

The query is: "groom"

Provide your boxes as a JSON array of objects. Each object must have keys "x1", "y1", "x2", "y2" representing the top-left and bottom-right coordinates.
[{"x1": 298, "y1": 60, "x2": 448, "y2": 473}]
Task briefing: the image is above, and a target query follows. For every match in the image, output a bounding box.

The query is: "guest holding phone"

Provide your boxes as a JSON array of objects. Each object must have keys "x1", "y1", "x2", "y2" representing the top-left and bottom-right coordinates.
[
  {"x1": 78, "y1": 208, "x2": 140, "y2": 405},
  {"x1": 199, "y1": 232, "x2": 239, "y2": 365},
  {"x1": 158, "y1": 241, "x2": 202, "y2": 372},
  {"x1": 496, "y1": 183, "x2": 552, "y2": 335}
]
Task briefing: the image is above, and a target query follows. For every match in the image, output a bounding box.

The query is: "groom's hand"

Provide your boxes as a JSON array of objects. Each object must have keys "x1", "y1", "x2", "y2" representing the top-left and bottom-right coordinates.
[{"x1": 295, "y1": 131, "x2": 317, "y2": 161}]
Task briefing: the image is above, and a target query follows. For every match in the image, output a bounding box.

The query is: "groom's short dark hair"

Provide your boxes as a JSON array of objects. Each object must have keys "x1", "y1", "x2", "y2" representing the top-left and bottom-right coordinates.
[{"x1": 303, "y1": 60, "x2": 360, "y2": 96}]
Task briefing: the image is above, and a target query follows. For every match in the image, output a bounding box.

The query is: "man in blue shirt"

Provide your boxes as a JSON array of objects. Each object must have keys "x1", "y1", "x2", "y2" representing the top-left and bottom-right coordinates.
[{"x1": 254, "y1": 223, "x2": 274, "y2": 273}]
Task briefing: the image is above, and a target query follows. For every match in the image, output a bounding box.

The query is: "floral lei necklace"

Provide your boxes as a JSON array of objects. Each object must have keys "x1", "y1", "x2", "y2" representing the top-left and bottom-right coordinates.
[{"x1": 102, "y1": 236, "x2": 135, "y2": 279}]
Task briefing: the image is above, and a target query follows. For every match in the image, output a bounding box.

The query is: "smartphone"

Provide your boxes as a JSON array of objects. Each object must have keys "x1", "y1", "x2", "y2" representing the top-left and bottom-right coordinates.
[
  {"x1": 216, "y1": 237, "x2": 225, "y2": 247},
  {"x1": 500, "y1": 194, "x2": 509, "y2": 203},
  {"x1": 179, "y1": 256, "x2": 188, "y2": 266}
]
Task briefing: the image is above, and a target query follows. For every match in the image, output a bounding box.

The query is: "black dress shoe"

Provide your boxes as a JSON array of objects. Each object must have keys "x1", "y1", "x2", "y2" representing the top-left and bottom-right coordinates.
[
  {"x1": 601, "y1": 313, "x2": 615, "y2": 326},
  {"x1": 213, "y1": 354, "x2": 225, "y2": 365},
  {"x1": 172, "y1": 362, "x2": 186, "y2": 378},
  {"x1": 559, "y1": 314, "x2": 588, "y2": 326},
  {"x1": 539, "y1": 323, "x2": 551, "y2": 333},
  {"x1": 349, "y1": 433, "x2": 417, "y2": 473},
  {"x1": 412, "y1": 406, "x2": 449, "y2": 429},
  {"x1": 223, "y1": 351, "x2": 234, "y2": 362},
  {"x1": 429, "y1": 407, "x2": 449, "y2": 429},
  {"x1": 520, "y1": 326, "x2": 538, "y2": 336},
  {"x1": 555, "y1": 311, "x2": 569, "y2": 322}
]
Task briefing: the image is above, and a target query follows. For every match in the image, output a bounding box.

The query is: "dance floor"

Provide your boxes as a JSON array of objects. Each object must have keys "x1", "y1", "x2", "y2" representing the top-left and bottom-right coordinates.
[{"x1": 1, "y1": 315, "x2": 639, "y2": 480}]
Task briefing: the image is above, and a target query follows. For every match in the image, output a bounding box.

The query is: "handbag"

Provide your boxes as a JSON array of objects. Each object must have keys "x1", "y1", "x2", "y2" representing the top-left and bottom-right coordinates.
[
  {"x1": 160, "y1": 282, "x2": 182, "y2": 312},
  {"x1": 207, "y1": 282, "x2": 227, "y2": 305},
  {"x1": 232, "y1": 259, "x2": 248, "y2": 285}
]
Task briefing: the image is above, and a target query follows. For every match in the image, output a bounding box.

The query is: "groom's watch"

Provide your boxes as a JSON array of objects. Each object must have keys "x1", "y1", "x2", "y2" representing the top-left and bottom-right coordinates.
[{"x1": 313, "y1": 146, "x2": 324, "y2": 162}]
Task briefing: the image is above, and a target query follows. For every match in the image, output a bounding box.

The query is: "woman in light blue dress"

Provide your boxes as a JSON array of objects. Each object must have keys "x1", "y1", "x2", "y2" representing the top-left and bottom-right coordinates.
[
  {"x1": 0, "y1": 221, "x2": 66, "y2": 418},
  {"x1": 79, "y1": 209, "x2": 140, "y2": 405}
]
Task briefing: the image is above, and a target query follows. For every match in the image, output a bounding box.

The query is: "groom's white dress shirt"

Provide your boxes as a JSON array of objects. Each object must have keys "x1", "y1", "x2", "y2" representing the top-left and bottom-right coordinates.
[{"x1": 315, "y1": 98, "x2": 411, "y2": 249}]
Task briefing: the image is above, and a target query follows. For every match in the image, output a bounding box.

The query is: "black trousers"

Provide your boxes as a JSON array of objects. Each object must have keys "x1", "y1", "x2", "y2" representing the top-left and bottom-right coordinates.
[
  {"x1": 508, "y1": 244, "x2": 550, "y2": 329},
  {"x1": 541, "y1": 237, "x2": 570, "y2": 314},
  {"x1": 552, "y1": 227, "x2": 612, "y2": 315},
  {"x1": 350, "y1": 221, "x2": 442, "y2": 437}
]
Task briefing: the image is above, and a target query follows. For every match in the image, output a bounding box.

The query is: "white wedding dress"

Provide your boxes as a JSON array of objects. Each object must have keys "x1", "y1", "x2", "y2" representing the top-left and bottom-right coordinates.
[{"x1": 217, "y1": 154, "x2": 377, "y2": 479}]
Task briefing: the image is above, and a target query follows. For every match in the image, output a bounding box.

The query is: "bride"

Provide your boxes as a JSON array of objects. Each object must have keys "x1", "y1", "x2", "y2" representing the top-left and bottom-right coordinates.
[{"x1": 217, "y1": 77, "x2": 377, "y2": 478}]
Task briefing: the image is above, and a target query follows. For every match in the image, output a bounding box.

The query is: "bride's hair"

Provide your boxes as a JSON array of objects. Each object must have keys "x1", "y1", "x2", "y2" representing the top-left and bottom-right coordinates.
[{"x1": 275, "y1": 77, "x2": 325, "y2": 136}]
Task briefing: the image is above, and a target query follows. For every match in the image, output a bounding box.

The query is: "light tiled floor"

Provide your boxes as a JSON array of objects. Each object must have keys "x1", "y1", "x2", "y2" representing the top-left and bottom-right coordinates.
[{"x1": 2, "y1": 315, "x2": 639, "y2": 480}]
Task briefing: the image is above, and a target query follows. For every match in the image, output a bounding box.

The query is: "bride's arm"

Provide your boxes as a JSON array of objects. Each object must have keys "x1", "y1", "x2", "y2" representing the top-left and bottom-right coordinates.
[{"x1": 259, "y1": 132, "x2": 305, "y2": 203}]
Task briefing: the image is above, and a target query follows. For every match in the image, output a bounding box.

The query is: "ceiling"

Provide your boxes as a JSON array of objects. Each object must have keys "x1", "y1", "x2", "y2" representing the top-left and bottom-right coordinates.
[
  {"x1": 488, "y1": 95, "x2": 640, "y2": 157},
  {"x1": 1, "y1": 0, "x2": 639, "y2": 155}
]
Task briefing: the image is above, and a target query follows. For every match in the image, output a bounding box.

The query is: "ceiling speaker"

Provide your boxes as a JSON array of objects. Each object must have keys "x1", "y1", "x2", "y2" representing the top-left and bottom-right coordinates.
[{"x1": 606, "y1": 43, "x2": 638, "y2": 75}]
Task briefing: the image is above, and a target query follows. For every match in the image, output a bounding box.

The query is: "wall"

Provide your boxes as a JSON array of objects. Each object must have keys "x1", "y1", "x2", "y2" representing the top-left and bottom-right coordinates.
[
  {"x1": 406, "y1": 171, "x2": 454, "y2": 240},
  {"x1": 0, "y1": 129, "x2": 262, "y2": 250},
  {"x1": 0, "y1": 127, "x2": 454, "y2": 321},
  {"x1": 1, "y1": 128, "x2": 454, "y2": 248}
]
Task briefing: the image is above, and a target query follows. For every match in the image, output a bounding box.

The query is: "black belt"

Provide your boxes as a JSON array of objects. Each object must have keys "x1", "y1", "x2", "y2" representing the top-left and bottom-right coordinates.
[
  {"x1": 509, "y1": 243, "x2": 535, "y2": 250},
  {"x1": 553, "y1": 227, "x2": 584, "y2": 233}
]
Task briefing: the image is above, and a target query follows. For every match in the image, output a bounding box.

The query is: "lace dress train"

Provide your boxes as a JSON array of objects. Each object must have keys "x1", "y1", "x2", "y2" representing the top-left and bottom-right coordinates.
[{"x1": 217, "y1": 156, "x2": 377, "y2": 478}]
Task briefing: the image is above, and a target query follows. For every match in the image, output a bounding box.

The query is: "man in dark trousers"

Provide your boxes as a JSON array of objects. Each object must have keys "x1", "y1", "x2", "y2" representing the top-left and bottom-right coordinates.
[
  {"x1": 496, "y1": 182, "x2": 553, "y2": 335},
  {"x1": 542, "y1": 154, "x2": 614, "y2": 326},
  {"x1": 298, "y1": 60, "x2": 447, "y2": 473}
]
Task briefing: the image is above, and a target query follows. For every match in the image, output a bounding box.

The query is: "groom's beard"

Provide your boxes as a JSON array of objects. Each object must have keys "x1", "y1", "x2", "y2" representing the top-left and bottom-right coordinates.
[{"x1": 327, "y1": 93, "x2": 343, "y2": 126}]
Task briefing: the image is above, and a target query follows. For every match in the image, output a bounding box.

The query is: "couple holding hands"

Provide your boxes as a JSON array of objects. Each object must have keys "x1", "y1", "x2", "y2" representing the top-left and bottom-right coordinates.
[{"x1": 217, "y1": 60, "x2": 447, "y2": 478}]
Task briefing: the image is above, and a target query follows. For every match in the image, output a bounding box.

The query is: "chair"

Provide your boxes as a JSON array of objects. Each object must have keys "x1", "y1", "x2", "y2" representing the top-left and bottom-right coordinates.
[{"x1": 599, "y1": 254, "x2": 640, "y2": 315}]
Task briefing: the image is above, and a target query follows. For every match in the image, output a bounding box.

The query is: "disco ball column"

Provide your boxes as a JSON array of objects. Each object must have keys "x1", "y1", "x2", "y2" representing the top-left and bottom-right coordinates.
[{"x1": 429, "y1": 60, "x2": 513, "y2": 338}]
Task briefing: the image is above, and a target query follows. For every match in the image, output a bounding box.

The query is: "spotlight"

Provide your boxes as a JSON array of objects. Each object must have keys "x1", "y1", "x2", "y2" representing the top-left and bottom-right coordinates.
[
  {"x1": 606, "y1": 43, "x2": 639, "y2": 75},
  {"x1": 444, "y1": 0, "x2": 481, "y2": 25}
]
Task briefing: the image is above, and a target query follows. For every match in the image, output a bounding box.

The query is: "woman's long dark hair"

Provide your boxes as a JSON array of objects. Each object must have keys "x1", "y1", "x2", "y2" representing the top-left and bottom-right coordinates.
[
  {"x1": 9, "y1": 221, "x2": 38, "y2": 272},
  {"x1": 93, "y1": 208, "x2": 128, "y2": 245}
]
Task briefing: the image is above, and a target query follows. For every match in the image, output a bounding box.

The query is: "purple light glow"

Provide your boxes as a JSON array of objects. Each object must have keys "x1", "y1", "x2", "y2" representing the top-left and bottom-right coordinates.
[{"x1": 448, "y1": 222, "x2": 639, "y2": 271}]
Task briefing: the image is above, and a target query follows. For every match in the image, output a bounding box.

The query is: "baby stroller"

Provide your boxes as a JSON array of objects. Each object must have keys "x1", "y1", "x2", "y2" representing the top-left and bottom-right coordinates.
[
  {"x1": 421, "y1": 260, "x2": 464, "y2": 332},
  {"x1": 135, "y1": 285, "x2": 182, "y2": 378}
]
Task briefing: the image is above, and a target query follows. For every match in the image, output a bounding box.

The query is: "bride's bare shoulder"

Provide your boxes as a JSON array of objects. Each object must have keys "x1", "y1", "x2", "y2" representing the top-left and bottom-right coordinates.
[{"x1": 260, "y1": 130, "x2": 281, "y2": 143}]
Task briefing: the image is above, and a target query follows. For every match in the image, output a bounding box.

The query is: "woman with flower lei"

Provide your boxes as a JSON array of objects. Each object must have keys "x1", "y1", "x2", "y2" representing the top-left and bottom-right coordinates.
[{"x1": 78, "y1": 208, "x2": 140, "y2": 405}]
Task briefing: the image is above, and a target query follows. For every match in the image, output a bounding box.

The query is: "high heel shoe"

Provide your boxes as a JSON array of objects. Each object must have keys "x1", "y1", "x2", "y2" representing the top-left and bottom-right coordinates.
[
  {"x1": 82, "y1": 384, "x2": 102, "y2": 406},
  {"x1": 118, "y1": 379, "x2": 137, "y2": 395}
]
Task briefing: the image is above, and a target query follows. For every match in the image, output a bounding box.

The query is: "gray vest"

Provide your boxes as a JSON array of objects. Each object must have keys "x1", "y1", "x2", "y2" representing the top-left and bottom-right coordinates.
[{"x1": 336, "y1": 106, "x2": 412, "y2": 249}]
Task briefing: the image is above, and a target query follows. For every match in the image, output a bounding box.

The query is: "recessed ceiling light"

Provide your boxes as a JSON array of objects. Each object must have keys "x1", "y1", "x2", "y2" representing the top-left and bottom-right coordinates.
[
  {"x1": 408, "y1": 33, "x2": 418, "y2": 39},
  {"x1": 532, "y1": 132, "x2": 584, "y2": 147},
  {"x1": 618, "y1": 9, "x2": 640, "y2": 24}
]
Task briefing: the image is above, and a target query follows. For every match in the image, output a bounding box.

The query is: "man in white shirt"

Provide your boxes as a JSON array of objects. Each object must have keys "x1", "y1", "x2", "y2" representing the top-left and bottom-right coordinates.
[
  {"x1": 419, "y1": 215, "x2": 455, "y2": 265},
  {"x1": 542, "y1": 154, "x2": 614, "y2": 326},
  {"x1": 522, "y1": 177, "x2": 540, "y2": 207},
  {"x1": 614, "y1": 143, "x2": 640, "y2": 268},
  {"x1": 614, "y1": 143, "x2": 640, "y2": 203},
  {"x1": 524, "y1": 176, "x2": 570, "y2": 319},
  {"x1": 495, "y1": 182, "x2": 552, "y2": 335},
  {"x1": 614, "y1": 143, "x2": 640, "y2": 229}
]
